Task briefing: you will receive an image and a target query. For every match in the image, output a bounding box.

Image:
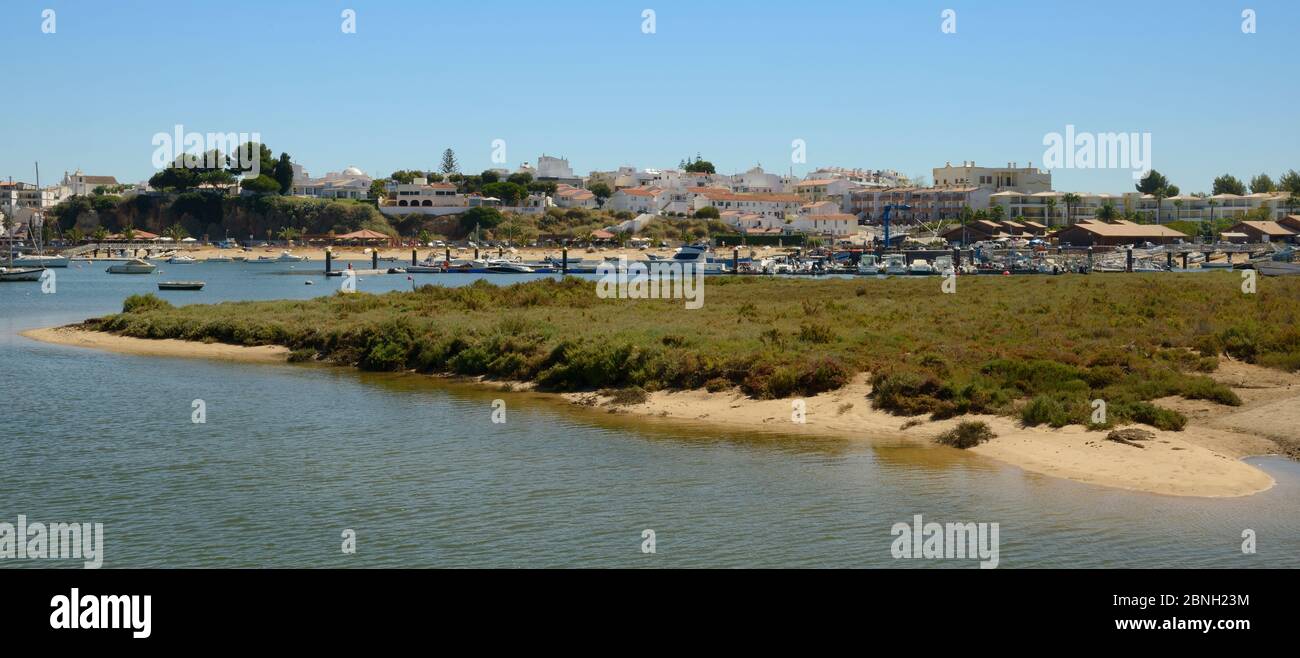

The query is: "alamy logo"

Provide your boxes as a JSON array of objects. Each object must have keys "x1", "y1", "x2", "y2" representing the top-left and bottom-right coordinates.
[
  {"x1": 50, "y1": 589, "x2": 151, "y2": 639},
  {"x1": 151, "y1": 125, "x2": 262, "y2": 175},
  {"x1": 595, "y1": 257, "x2": 704, "y2": 310},
  {"x1": 1042, "y1": 124, "x2": 1151, "y2": 180},
  {"x1": 0, "y1": 515, "x2": 103, "y2": 568},
  {"x1": 890, "y1": 514, "x2": 999, "y2": 568}
]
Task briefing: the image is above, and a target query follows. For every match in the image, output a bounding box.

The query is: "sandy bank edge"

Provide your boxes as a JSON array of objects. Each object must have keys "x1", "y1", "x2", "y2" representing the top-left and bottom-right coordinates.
[
  {"x1": 22, "y1": 327, "x2": 1283, "y2": 498},
  {"x1": 21, "y1": 326, "x2": 290, "y2": 364}
]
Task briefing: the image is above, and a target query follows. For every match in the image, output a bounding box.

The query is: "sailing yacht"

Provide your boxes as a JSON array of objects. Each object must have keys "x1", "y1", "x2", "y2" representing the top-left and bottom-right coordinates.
[{"x1": 0, "y1": 165, "x2": 49, "y2": 282}]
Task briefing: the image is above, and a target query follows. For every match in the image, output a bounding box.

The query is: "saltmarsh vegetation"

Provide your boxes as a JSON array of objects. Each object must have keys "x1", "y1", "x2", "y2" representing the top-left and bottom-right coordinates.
[{"x1": 102, "y1": 273, "x2": 1300, "y2": 431}]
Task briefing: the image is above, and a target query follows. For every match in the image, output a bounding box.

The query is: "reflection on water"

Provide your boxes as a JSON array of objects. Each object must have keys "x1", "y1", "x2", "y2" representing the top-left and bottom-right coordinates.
[{"x1": 2, "y1": 263, "x2": 1298, "y2": 567}]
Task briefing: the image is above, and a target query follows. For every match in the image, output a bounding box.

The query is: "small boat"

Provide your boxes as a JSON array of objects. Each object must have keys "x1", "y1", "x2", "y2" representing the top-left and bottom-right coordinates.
[
  {"x1": 252, "y1": 251, "x2": 307, "y2": 263},
  {"x1": 167, "y1": 255, "x2": 197, "y2": 264},
  {"x1": 883, "y1": 254, "x2": 908, "y2": 275},
  {"x1": 0, "y1": 266, "x2": 44, "y2": 282},
  {"x1": 106, "y1": 258, "x2": 157, "y2": 274},
  {"x1": 205, "y1": 257, "x2": 232, "y2": 263},
  {"x1": 484, "y1": 260, "x2": 535, "y2": 274},
  {"x1": 158, "y1": 280, "x2": 205, "y2": 290},
  {"x1": 932, "y1": 255, "x2": 955, "y2": 276},
  {"x1": 857, "y1": 254, "x2": 883, "y2": 275},
  {"x1": 406, "y1": 264, "x2": 443, "y2": 273},
  {"x1": 12, "y1": 254, "x2": 69, "y2": 267},
  {"x1": 908, "y1": 259, "x2": 933, "y2": 274}
]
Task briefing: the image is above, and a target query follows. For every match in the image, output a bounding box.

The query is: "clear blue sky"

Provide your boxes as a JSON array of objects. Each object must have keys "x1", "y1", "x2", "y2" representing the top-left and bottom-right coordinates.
[{"x1": 2, "y1": 0, "x2": 1297, "y2": 194}]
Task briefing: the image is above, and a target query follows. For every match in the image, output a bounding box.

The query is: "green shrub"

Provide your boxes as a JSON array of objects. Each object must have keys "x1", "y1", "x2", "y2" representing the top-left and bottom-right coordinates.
[
  {"x1": 122, "y1": 293, "x2": 172, "y2": 314},
  {"x1": 935, "y1": 421, "x2": 996, "y2": 449}
]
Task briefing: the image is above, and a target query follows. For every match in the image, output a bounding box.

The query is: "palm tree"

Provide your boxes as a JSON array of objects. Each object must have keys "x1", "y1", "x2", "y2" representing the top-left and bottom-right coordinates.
[
  {"x1": 276, "y1": 227, "x2": 299, "y2": 245},
  {"x1": 1205, "y1": 199, "x2": 1219, "y2": 241},
  {"x1": 1151, "y1": 189, "x2": 1166, "y2": 224},
  {"x1": 1097, "y1": 202, "x2": 1119, "y2": 222},
  {"x1": 1044, "y1": 197, "x2": 1058, "y2": 228},
  {"x1": 1062, "y1": 193, "x2": 1082, "y2": 225},
  {"x1": 121, "y1": 221, "x2": 136, "y2": 243},
  {"x1": 164, "y1": 222, "x2": 189, "y2": 243},
  {"x1": 989, "y1": 204, "x2": 1006, "y2": 222},
  {"x1": 67, "y1": 226, "x2": 85, "y2": 245},
  {"x1": 92, "y1": 226, "x2": 108, "y2": 244},
  {"x1": 1173, "y1": 199, "x2": 1184, "y2": 223}
]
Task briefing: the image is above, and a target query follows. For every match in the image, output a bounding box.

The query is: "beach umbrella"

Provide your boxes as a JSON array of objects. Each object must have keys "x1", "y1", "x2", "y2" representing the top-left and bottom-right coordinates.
[
  {"x1": 159, "y1": 236, "x2": 174, "y2": 242},
  {"x1": 181, "y1": 237, "x2": 197, "y2": 243}
]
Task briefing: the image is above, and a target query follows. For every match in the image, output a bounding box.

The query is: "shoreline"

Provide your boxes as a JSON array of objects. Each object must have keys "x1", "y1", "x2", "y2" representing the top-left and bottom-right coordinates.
[{"x1": 21, "y1": 325, "x2": 1288, "y2": 498}]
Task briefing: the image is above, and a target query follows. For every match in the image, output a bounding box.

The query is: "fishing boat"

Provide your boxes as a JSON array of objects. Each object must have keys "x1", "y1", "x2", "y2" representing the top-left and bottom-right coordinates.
[
  {"x1": 158, "y1": 280, "x2": 205, "y2": 290},
  {"x1": 167, "y1": 254, "x2": 197, "y2": 264},
  {"x1": 106, "y1": 258, "x2": 157, "y2": 274}
]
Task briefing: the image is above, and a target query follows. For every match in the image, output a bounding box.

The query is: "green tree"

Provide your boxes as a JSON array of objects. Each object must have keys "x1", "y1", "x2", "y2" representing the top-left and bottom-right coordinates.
[
  {"x1": 1249, "y1": 173, "x2": 1276, "y2": 194},
  {"x1": 694, "y1": 205, "x2": 720, "y2": 219},
  {"x1": 440, "y1": 149, "x2": 459, "y2": 175},
  {"x1": 507, "y1": 172, "x2": 533, "y2": 186},
  {"x1": 67, "y1": 226, "x2": 85, "y2": 245},
  {"x1": 369, "y1": 179, "x2": 389, "y2": 200},
  {"x1": 682, "y1": 155, "x2": 715, "y2": 174},
  {"x1": 273, "y1": 153, "x2": 295, "y2": 194},
  {"x1": 1211, "y1": 174, "x2": 1246, "y2": 196},
  {"x1": 92, "y1": 226, "x2": 109, "y2": 244},
  {"x1": 480, "y1": 170, "x2": 500, "y2": 184},
  {"x1": 1136, "y1": 170, "x2": 1173, "y2": 223},
  {"x1": 163, "y1": 222, "x2": 189, "y2": 242},
  {"x1": 1096, "y1": 202, "x2": 1118, "y2": 222},
  {"x1": 588, "y1": 182, "x2": 612, "y2": 207},
  {"x1": 390, "y1": 170, "x2": 423, "y2": 184},
  {"x1": 1278, "y1": 170, "x2": 1300, "y2": 195},
  {"x1": 241, "y1": 175, "x2": 281, "y2": 194},
  {"x1": 458, "y1": 206, "x2": 503, "y2": 234},
  {"x1": 480, "y1": 181, "x2": 527, "y2": 206},
  {"x1": 1062, "y1": 193, "x2": 1081, "y2": 225},
  {"x1": 1044, "y1": 197, "x2": 1057, "y2": 228}
]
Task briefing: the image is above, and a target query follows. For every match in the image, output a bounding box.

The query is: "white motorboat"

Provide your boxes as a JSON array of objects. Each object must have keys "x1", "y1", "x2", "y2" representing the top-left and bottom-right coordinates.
[
  {"x1": 908, "y1": 259, "x2": 933, "y2": 274},
  {"x1": 484, "y1": 259, "x2": 535, "y2": 274},
  {"x1": 106, "y1": 258, "x2": 157, "y2": 274},
  {"x1": 406, "y1": 263, "x2": 443, "y2": 273},
  {"x1": 883, "y1": 254, "x2": 908, "y2": 275},
  {"x1": 253, "y1": 251, "x2": 308, "y2": 263},
  {"x1": 669, "y1": 243, "x2": 726, "y2": 273},
  {"x1": 12, "y1": 254, "x2": 69, "y2": 268},
  {"x1": 167, "y1": 254, "x2": 197, "y2": 264},
  {"x1": 857, "y1": 254, "x2": 883, "y2": 275},
  {"x1": 932, "y1": 256, "x2": 955, "y2": 276}
]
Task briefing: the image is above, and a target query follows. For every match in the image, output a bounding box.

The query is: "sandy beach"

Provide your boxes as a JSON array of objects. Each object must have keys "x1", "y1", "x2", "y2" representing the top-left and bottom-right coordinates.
[{"x1": 22, "y1": 326, "x2": 1295, "y2": 498}]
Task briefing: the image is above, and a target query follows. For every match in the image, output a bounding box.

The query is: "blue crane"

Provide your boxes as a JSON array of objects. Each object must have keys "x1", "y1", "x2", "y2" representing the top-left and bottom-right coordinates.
[{"x1": 879, "y1": 204, "x2": 911, "y2": 248}]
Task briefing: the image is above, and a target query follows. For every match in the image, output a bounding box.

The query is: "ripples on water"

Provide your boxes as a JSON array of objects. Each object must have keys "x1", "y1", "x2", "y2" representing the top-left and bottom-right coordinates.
[{"x1": 2, "y1": 262, "x2": 1297, "y2": 567}]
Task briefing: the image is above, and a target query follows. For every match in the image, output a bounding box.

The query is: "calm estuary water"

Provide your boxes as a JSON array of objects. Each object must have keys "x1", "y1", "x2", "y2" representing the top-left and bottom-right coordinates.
[{"x1": 2, "y1": 260, "x2": 1298, "y2": 567}]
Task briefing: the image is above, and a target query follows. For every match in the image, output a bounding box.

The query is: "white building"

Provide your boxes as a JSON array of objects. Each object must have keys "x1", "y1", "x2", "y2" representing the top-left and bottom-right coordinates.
[
  {"x1": 62, "y1": 170, "x2": 120, "y2": 196},
  {"x1": 389, "y1": 178, "x2": 464, "y2": 209},
  {"x1": 292, "y1": 165, "x2": 372, "y2": 200},
  {"x1": 536, "y1": 154, "x2": 575, "y2": 179},
  {"x1": 608, "y1": 187, "x2": 666, "y2": 214},
  {"x1": 552, "y1": 184, "x2": 598, "y2": 209},
  {"x1": 932, "y1": 161, "x2": 1052, "y2": 193}
]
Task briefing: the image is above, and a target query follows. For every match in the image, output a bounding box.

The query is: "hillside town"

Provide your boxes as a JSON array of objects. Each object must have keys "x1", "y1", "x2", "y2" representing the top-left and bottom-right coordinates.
[{"x1": 4, "y1": 153, "x2": 1300, "y2": 254}]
